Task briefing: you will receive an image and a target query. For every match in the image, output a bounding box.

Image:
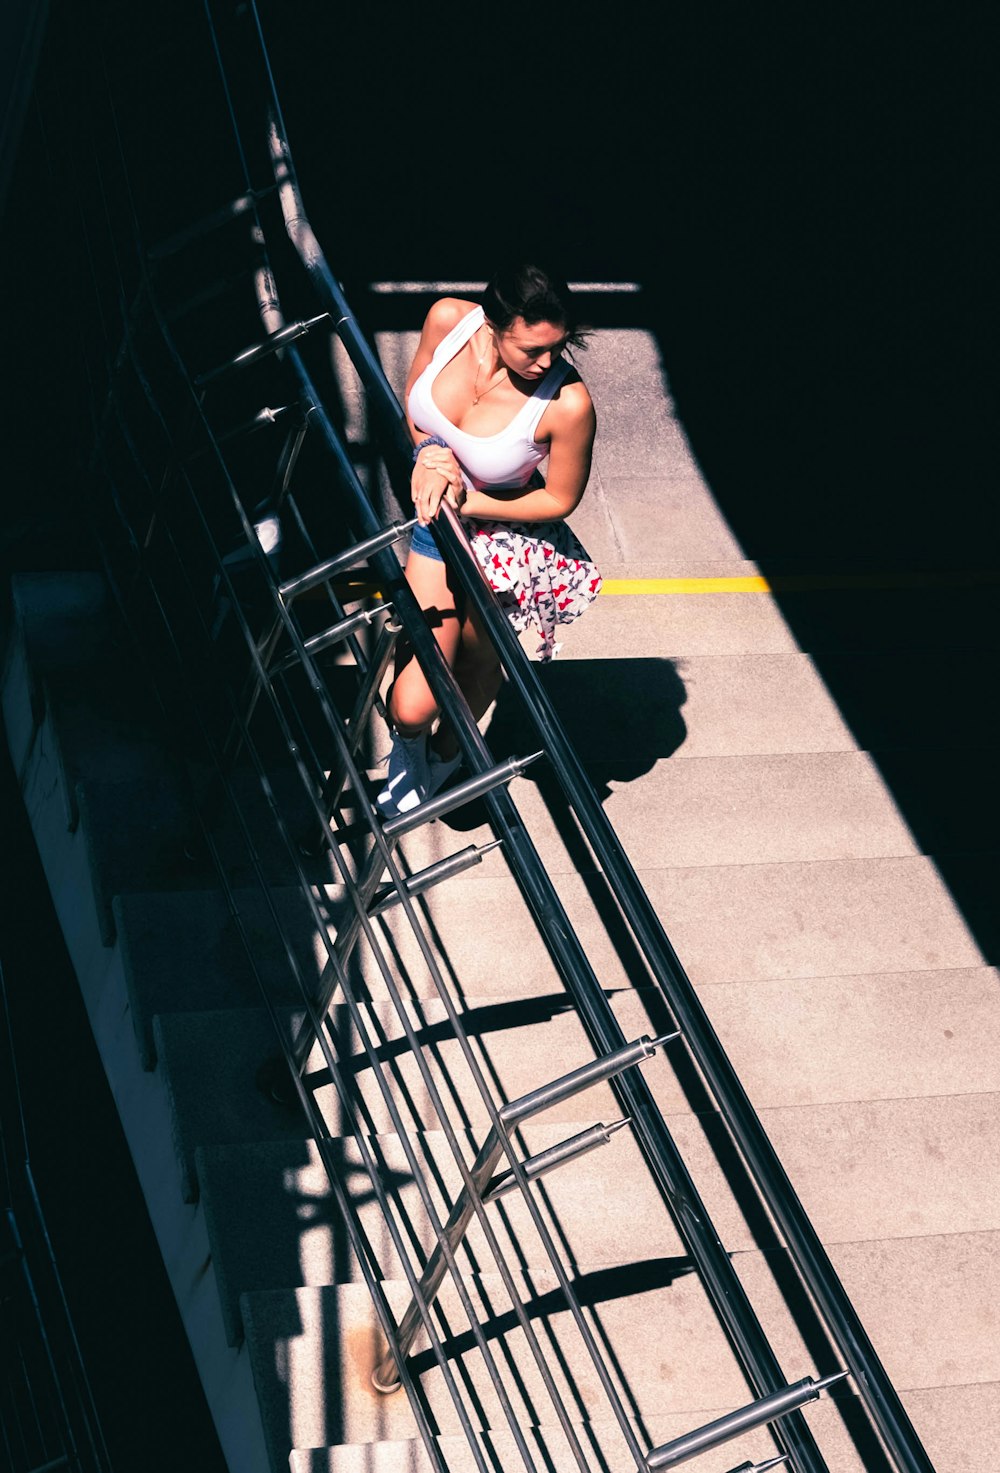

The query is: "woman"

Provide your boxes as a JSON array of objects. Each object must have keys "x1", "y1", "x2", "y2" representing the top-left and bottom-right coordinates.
[{"x1": 378, "y1": 262, "x2": 598, "y2": 817}]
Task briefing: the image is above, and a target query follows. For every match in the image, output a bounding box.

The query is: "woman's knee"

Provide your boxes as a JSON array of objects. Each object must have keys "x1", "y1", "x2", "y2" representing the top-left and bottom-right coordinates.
[{"x1": 388, "y1": 665, "x2": 439, "y2": 734}]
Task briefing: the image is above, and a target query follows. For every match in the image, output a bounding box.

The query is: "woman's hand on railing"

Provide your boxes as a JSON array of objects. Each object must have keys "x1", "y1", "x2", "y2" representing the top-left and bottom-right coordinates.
[{"x1": 411, "y1": 445, "x2": 466, "y2": 523}]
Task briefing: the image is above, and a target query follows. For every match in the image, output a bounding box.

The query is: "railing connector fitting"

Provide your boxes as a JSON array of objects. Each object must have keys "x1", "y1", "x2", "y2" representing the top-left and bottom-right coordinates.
[{"x1": 645, "y1": 1369, "x2": 850, "y2": 1469}]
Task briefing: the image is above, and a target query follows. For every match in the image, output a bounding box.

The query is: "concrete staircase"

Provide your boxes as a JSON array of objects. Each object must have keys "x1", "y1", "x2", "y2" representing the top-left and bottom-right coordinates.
[{"x1": 3, "y1": 322, "x2": 999, "y2": 1473}]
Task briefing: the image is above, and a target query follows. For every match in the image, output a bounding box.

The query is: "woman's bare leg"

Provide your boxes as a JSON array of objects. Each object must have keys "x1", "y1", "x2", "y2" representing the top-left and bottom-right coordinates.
[
  {"x1": 387, "y1": 551, "x2": 462, "y2": 734},
  {"x1": 431, "y1": 602, "x2": 503, "y2": 760},
  {"x1": 389, "y1": 549, "x2": 503, "y2": 764}
]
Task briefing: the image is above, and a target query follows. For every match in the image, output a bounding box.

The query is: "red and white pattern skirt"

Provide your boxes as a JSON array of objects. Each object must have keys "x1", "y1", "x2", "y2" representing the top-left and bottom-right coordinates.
[{"x1": 467, "y1": 519, "x2": 602, "y2": 662}]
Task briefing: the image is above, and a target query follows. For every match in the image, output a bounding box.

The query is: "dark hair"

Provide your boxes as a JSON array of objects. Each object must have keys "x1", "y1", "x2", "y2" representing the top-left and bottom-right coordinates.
[{"x1": 482, "y1": 262, "x2": 589, "y2": 349}]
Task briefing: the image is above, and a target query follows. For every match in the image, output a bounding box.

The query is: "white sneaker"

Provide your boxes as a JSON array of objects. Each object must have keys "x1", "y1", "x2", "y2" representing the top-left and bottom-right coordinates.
[{"x1": 376, "y1": 731, "x2": 430, "y2": 818}]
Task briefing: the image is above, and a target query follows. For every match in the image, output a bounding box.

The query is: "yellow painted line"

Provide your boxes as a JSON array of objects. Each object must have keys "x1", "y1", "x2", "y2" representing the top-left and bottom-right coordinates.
[
  {"x1": 327, "y1": 571, "x2": 1000, "y2": 601},
  {"x1": 599, "y1": 571, "x2": 1000, "y2": 595},
  {"x1": 602, "y1": 576, "x2": 770, "y2": 595}
]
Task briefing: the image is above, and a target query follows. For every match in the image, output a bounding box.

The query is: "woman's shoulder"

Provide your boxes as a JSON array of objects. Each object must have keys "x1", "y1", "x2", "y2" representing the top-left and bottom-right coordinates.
[
  {"x1": 551, "y1": 367, "x2": 595, "y2": 427},
  {"x1": 420, "y1": 296, "x2": 481, "y2": 344}
]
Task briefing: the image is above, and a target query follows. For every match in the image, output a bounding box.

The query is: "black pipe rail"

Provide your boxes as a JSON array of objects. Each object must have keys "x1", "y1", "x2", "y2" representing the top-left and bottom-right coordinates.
[{"x1": 233, "y1": 4, "x2": 935, "y2": 1471}]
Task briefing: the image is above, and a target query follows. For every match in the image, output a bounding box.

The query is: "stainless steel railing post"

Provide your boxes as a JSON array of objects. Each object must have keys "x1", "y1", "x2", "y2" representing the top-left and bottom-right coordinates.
[
  {"x1": 288, "y1": 753, "x2": 544, "y2": 1077},
  {"x1": 372, "y1": 1034, "x2": 673, "y2": 1391},
  {"x1": 645, "y1": 1372, "x2": 849, "y2": 1470}
]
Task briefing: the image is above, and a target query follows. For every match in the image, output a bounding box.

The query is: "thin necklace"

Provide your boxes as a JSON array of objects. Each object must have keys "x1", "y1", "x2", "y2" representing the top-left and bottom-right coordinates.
[{"x1": 473, "y1": 337, "x2": 507, "y2": 405}]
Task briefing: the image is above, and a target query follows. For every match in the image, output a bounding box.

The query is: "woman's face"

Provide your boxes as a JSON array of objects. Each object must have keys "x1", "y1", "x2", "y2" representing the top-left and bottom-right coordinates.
[{"x1": 494, "y1": 317, "x2": 568, "y2": 381}]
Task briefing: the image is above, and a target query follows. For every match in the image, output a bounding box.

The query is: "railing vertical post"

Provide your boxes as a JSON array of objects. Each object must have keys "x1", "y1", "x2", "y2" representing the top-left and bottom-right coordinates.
[{"x1": 373, "y1": 1034, "x2": 671, "y2": 1393}]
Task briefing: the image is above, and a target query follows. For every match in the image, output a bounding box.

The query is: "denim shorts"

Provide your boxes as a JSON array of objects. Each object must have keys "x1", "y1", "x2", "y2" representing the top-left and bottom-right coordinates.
[{"x1": 409, "y1": 520, "x2": 444, "y2": 562}]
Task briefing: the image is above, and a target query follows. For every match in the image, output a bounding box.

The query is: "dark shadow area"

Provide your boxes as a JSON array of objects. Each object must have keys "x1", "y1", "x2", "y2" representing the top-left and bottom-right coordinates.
[
  {"x1": 438, "y1": 657, "x2": 687, "y2": 833},
  {"x1": 491, "y1": 658, "x2": 688, "y2": 781},
  {"x1": 0, "y1": 740, "x2": 227, "y2": 1472},
  {"x1": 321, "y1": 994, "x2": 577, "y2": 1069},
  {"x1": 409, "y1": 1255, "x2": 698, "y2": 1375}
]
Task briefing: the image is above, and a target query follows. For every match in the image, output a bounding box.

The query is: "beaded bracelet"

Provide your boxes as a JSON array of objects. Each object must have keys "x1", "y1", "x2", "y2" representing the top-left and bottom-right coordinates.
[{"x1": 412, "y1": 434, "x2": 450, "y2": 462}]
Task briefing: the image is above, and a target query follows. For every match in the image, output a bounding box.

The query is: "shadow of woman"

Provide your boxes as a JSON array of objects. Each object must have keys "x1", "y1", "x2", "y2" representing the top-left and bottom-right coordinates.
[{"x1": 439, "y1": 655, "x2": 688, "y2": 832}]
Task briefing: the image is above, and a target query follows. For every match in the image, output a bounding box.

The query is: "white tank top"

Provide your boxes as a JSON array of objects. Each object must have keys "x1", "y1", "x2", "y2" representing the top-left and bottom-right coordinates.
[{"x1": 407, "y1": 306, "x2": 571, "y2": 489}]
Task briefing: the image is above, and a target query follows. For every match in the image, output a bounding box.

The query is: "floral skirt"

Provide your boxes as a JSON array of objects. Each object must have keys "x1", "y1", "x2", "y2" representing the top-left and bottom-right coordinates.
[{"x1": 467, "y1": 519, "x2": 602, "y2": 662}]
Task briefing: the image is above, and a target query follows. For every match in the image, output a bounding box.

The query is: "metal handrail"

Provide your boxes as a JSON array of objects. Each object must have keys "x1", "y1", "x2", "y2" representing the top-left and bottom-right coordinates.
[
  {"x1": 85, "y1": 110, "x2": 542, "y2": 1469},
  {"x1": 371, "y1": 1033, "x2": 676, "y2": 1392},
  {"x1": 238, "y1": 7, "x2": 935, "y2": 1472},
  {"x1": 434, "y1": 504, "x2": 936, "y2": 1473},
  {"x1": 202, "y1": 13, "x2": 840, "y2": 1472},
  {"x1": 93, "y1": 316, "x2": 522, "y2": 1471},
  {"x1": 32, "y1": 22, "x2": 561, "y2": 1465}
]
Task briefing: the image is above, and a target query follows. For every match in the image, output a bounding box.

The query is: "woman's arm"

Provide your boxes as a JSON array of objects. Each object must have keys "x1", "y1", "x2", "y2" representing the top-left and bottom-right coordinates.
[
  {"x1": 406, "y1": 297, "x2": 469, "y2": 522},
  {"x1": 461, "y1": 380, "x2": 596, "y2": 524}
]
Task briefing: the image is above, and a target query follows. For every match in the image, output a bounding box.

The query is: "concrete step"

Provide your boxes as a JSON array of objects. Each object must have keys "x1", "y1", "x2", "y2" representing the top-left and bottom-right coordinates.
[
  {"x1": 298, "y1": 989, "x2": 681, "y2": 1138},
  {"x1": 75, "y1": 763, "x2": 351, "y2": 944},
  {"x1": 197, "y1": 1089, "x2": 1000, "y2": 1348},
  {"x1": 288, "y1": 1399, "x2": 869, "y2": 1473},
  {"x1": 1, "y1": 572, "x2": 184, "y2": 831},
  {"x1": 565, "y1": 582, "x2": 1000, "y2": 661},
  {"x1": 524, "y1": 648, "x2": 1000, "y2": 762},
  {"x1": 115, "y1": 884, "x2": 337, "y2": 1068},
  {"x1": 753, "y1": 1092, "x2": 1000, "y2": 1244},
  {"x1": 614, "y1": 854, "x2": 989, "y2": 986},
  {"x1": 241, "y1": 1230, "x2": 1000, "y2": 1460},
  {"x1": 116, "y1": 853, "x2": 665, "y2": 1049},
  {"x1": 449, "y1": 645, "x2": 1000, "y2": 887},
  {"x1": 373, "y1": 749, "x2": 922, "y2": 874},
  {"x1": 132, "y1": 849, "x2": 991, "y2": 1077},
  {"x1": 700, "y1": 966, "x2": 1000, "y2": 1108},
  {"x1": 18, "y1": 672, "x2": 174, "y2": 830},
  {"x1": 76, "y1": 775, "x2": 205, "y2": 943},
  {"x1": 2, "y1": 576, "x2": 371, "y2": 945},
  {"x1": 115, "y1": 873, "x2": 603, "y2": 1072},
  {"x1": 154, "y1": 989, "x2": 681, "y2": 1200},
  {"x1": 154, "y1": 1007, "x2": 311, "y2": 1201},
  {"x1": 548, "y1": 750, "x2": 922, "y2": 871},
  {"x1": 3, "y1": 572, "x2": 144, "y2": 768},
  {"x1": 334, "y1": 853, "x2": 989, "y2": 1004},
  {"x1": 485, "y1": 651, "x2": 859, "y2": 762},
  {"x1": 487, "y1": 649, "x2": 864, "y2": 763},
  {"x1": 197, "y1": 1117, "x2": 685, "y2": 1349},
  {"x1": 119, "y1": 876, "x2": 1000, "y2": 1111},
  {"x1": 289, "y1": 1379, "x2": 1000, "y2": 1472},
  {"x1": 373, "y1": 745, "x2": 999, "y2": 890}
]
